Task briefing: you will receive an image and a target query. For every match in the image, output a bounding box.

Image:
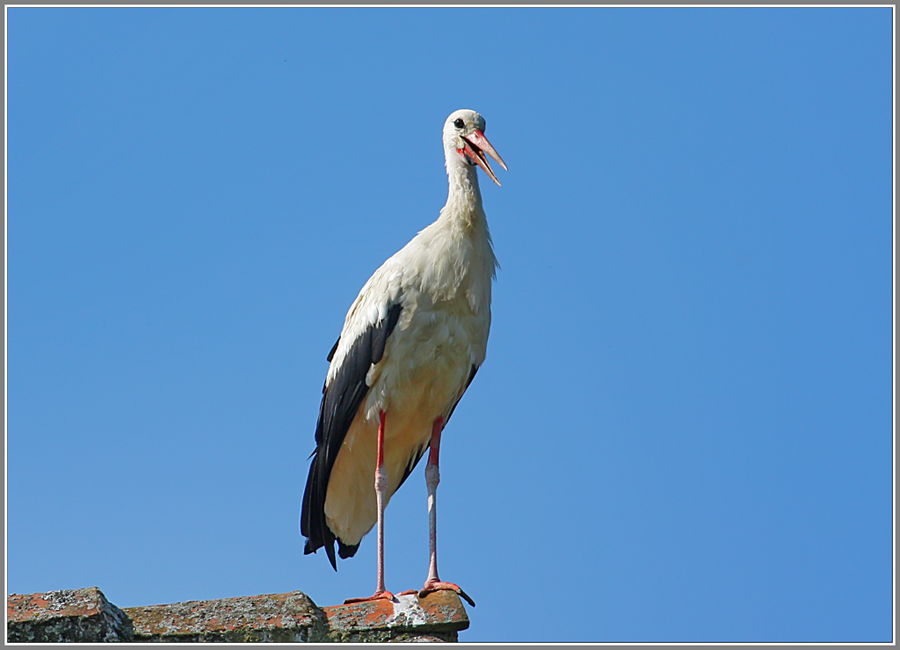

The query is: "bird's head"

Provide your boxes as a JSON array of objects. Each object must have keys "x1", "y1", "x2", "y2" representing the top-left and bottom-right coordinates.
[{"x1": 443, "y1": 109, "x2": 508, "y2": 186}]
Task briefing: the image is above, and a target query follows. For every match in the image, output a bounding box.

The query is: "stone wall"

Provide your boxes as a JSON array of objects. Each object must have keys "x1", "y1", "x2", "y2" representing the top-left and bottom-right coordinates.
[{"x1": 7, "y1": 587, "x2": 470, "y2": 643}]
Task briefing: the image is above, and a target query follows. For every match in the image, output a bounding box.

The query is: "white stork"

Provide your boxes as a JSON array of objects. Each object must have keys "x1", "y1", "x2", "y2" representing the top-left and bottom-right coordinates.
[{"x1": 300, "y1": 109, "x2": 506, "y2": 606}]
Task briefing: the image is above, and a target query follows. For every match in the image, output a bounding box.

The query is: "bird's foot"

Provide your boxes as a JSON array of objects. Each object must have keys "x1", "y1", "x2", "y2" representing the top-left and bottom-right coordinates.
[
  {"x1": 343, "y1": 590, "x2": 398, "y2": 604},
  {"x1": 418, "y1": 580, "x2": 476, "y2": 607}
]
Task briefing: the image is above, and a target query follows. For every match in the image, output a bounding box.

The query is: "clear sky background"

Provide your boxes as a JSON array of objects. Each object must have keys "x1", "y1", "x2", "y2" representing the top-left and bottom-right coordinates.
[{"x1": 5, "y1": 6, "x2": 894, "y2": 643}]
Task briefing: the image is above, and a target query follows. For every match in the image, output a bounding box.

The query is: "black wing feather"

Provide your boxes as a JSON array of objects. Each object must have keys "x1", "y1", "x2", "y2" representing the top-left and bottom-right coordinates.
[
  {"x1": 301, "y1": 303, "x2": 402, "y2": 570},
  {"x1": 326, "y1": 337, "x2": 340, "y2": 362}
]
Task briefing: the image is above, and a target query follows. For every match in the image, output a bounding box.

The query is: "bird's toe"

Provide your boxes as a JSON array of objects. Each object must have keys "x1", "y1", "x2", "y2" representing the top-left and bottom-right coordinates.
[
  {"x1": 343, "y1": 590, "x2": 398, "y2": 605},
  {"x1": 419, "y1": 581, "x2": 475, "y2": 607}
]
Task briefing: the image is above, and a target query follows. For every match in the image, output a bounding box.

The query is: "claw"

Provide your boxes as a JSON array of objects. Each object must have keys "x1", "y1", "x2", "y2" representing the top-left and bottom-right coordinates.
[{"x1": 419, "y1": 581, "x2": 475, "y2": 607}]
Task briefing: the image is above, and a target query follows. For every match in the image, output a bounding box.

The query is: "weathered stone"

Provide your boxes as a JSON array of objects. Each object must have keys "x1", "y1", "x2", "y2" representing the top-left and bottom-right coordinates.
[
  {"x1": 7, "y1": 587, "x2": 471, "y2": 642},
  {"x1": 322, "y1": 590, "x2": 469, "y2": 643},
  {"x1": 123, "y1": 591, "x2": 329, "y2": 642},
  {"x1": 7, "y1": 587, "x2": 134, "y2": 643}
]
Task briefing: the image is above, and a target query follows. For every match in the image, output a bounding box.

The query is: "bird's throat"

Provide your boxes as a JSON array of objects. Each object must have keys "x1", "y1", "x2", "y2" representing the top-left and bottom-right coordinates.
[{"x1": 446, "y1": 162, "x2": 483, "y2": 215}]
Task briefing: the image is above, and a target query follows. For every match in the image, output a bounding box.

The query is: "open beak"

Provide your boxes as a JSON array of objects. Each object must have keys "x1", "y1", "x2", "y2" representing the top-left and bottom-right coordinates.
[{"x1": 461, "y1": 130, "x2": 508, "y2": 186}]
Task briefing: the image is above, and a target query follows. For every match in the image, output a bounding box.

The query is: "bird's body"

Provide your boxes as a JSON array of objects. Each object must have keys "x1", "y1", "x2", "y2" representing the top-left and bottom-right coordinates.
[
  {"x1": 322, "y1": 208, "x2": 496, "y2": 547},
  {"x1": 301, "y1": 109, "x2": 506, "y2": 604}
]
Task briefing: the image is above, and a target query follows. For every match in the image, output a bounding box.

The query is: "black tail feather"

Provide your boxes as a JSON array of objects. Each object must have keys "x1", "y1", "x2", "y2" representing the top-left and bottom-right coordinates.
[{"x1": 338, "y1": 540, "x2": 359, "y2": 560}]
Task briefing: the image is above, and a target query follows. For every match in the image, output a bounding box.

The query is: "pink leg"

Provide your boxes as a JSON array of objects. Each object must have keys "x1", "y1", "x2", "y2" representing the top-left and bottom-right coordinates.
[
  {"x1": 344, "y1": 410, "x2": 397, "y2": 604},
  {"x1": 417, "y1": 416, "x2": 476, "y2": 607}
]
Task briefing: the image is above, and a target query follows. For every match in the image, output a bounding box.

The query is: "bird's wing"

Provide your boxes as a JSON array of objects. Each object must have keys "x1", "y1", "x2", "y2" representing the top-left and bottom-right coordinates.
[{"x1": 301, "y1": 271, "x2": 404, "y2": 570}]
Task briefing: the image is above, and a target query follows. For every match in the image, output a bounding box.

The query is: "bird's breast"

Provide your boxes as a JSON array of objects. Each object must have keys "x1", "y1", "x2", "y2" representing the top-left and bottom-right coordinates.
[{"x1": 364, "y1": 288, "x2": 489, "y2": 422}]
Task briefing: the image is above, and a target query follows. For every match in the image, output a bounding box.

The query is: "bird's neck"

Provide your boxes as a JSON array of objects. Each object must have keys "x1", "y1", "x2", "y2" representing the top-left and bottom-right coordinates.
[
  {"x1": 436, "y1": 160, "x2": 498, "y2": 285},
  {"x1": 442, "y1": 162, "x2": 486, "y2": 231}
]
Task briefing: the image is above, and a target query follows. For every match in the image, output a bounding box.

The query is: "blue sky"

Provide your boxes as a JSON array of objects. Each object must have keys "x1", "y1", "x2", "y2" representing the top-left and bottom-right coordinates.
[{"x1": 5, "y1": 6, "x2": 893, "y2": 643}]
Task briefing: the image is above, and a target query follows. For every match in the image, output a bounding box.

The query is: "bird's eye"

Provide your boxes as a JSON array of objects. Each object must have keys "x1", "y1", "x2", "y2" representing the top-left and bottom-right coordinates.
[{"x1": 454, "y1": 118, "x2": 465, "y2": 129}]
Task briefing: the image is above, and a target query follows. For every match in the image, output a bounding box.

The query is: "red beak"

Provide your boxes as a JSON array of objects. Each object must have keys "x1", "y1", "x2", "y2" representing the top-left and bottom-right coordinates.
[{"x1": 461, "y1": 129, "x2": 508, "y2": 186}]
